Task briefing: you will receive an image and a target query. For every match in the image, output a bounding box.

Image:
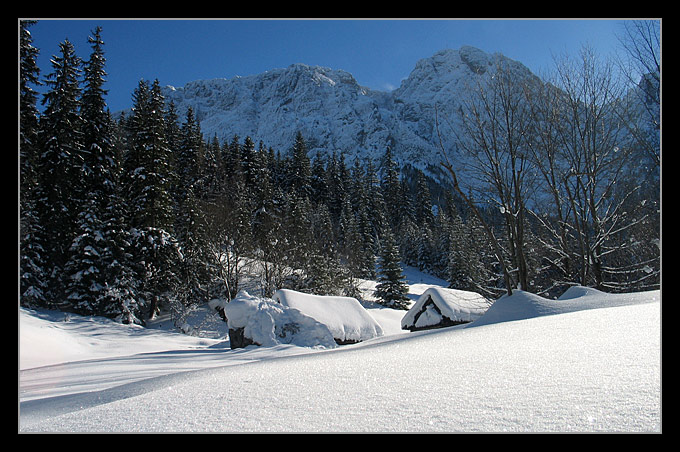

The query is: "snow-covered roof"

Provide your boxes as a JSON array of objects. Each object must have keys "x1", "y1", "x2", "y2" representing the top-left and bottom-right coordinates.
[
  {"x1": 273, "y1": 289, "x2": 384, "y2": 344},
  {"x1": 223, "y1": 291, "x2": 337, "y2": 349},
  {"x1": 401, "y1": 287, "x2": 490, "y2": 330}
]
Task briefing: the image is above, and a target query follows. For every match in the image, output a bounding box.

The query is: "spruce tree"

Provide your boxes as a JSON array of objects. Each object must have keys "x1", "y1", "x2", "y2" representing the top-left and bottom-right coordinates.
[
  {"x1": 125, "y1": 79, "x2": 175, "y2": 231},
  {"x1": 363, "y1": 159, "x2": 386, "y2": 247},
  {"x1": 305, "y1": 203, "x2": 338, "y2": 294},
  {"x1": 249, "y1": 141, "x2": 274, "y2": 209},
  {"x1": 124, "y1": 79, "x2": 179, "y2": 319},
  {"x1": 347, "y1": 159, "x2": 377, "y2": 279},
  {"x1": 374, "y1": 229, "x2": 410, "y2": 309},
  {"x1": 19, "y1": 20, "x2": 41, "y2": 209},
  {"x1": 58, "y1": 28, "x2": 140, "y2": 320},
  {"x1": 445, "y1": 198, "x2": 471, "y2": 290},
  {"x1": 240, "y1": 136, "x2": 257, "y2": 188},
  {"x1": 327, "y1": 152, "x2": 350, "y2": 229},
  {"x1": 36, "y1": 39, "x2": 84, "y2": 305},
  {"x1": 381, "y1": 146, "x2": 402, "y2": 232},
  {"x1": 414, "y1": 170, "x2": 435, "y2": 227},
  {"x1": 175, "y1": 185, "x2": 213, "y2": 306},
  {"x1": 164, "y1": 102, "x2": 182, "y2": 208},
  {"x1": 20, "y1": 20, "x2": 47, "y2": 307},
  {"x1": 202, "y1": 135, "x2": 222, "y2": 198},
  {"x1": 62, "y1": 27, "x2": 111, "y2": 315},
  {"x1": 310, "y1": 151, "x2": 327, "y2": 206},
  {"x1": 177, "y1": 107, "x2": 202, "y2": 196},
  {"x1": 288, "y1": 131, "x2": 312, "y2": 199}
]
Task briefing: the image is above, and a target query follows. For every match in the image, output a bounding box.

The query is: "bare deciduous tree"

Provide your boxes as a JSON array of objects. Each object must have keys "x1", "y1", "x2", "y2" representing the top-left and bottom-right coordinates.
[
  {"x1": 438, "y1": 57, "x2": 540, "y2": 296},
  {"x1": 551, "y1": 45, "x2": 652, "y2": 290},
  {"x1": 615, "y1": 20, "x2": 660, "y2": 170}
]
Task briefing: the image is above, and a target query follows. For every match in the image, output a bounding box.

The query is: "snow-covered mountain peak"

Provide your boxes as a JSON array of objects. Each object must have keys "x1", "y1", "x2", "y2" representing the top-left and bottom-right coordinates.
[
  {"x1": 158, "y1": 47, "x2": 536, "y2": 170},
  {"x1": 413, "y1": 46, "x2": 491, "y2": 75}
]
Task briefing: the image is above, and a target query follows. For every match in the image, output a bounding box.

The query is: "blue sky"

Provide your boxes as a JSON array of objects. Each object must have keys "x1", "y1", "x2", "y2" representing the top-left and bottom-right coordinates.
[{"x1": 27, "y1": 19, "x2": 642, "y2": 113}]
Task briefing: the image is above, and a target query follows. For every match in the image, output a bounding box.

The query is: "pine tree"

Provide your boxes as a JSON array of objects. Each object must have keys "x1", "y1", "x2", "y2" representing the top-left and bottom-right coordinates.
[
  {"x1": 19, "y1": 20, "x2": 41, "y2": 209},
  {"x1": 288, "y1": 131, "x2": 312, "y2": 199},
  {"x1": 36, "y1": 38, "x2": 85, "y2": 305},
  {"x1": 363, "y1": 159, "x2": 386, "y2": 249},
  {"x1": 177, "y1": 107, "x2": 202, "y2": 198},
  {"x1": 125, "y1": 79, "x2": 175, "y2": 231},
  {"x1": 310, "y1": 151, "x2": 327, "y2": 206},
  {"x1": 374, "y1": 229, "x2": 410, "y2": 309},
  {"x1": 62, "y1": 27, "x2": 110, "y2": 315},
  {"x1": 381, "y1": 146, "x2": 402, "y2": 231},
  {"x1": 20, "y1": 20, "x2": 47, "y2": 307},
  {"x1": 124, "y1": 79, "x2": 179, "y2": 319}
]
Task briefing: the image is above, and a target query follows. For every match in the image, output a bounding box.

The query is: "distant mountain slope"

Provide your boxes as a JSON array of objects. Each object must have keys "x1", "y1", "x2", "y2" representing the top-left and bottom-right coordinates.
[{"x1": 159, "y1": 46, "x2": 538, "y2": 172}]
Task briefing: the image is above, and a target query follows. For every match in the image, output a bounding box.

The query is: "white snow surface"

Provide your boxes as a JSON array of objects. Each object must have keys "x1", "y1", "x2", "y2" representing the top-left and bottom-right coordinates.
[
  {"x1": 19, "y1": 278, "x2": 661, "y2": 432},
  {"x1": 401, "y1": 287, "x2": 491, "y2": 329},
  {"x1": 273, "y1": 289, "x2": 384, "y2": 343}
]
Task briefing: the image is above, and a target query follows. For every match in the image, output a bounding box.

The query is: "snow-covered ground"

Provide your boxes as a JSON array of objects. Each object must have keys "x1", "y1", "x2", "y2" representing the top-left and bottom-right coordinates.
[{"x1": 19, "y1": 267, "x2": 661, "y2": 432}]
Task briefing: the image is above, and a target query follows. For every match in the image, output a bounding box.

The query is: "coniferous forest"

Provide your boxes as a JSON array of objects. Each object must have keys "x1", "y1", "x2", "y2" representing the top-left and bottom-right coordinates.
[{"x1": 19, "y1": 22, "x2": 660, "y2": 326}]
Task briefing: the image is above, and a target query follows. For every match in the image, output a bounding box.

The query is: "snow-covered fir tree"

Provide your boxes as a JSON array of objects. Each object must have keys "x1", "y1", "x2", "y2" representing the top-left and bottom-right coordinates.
[
  {"x1": 19, "y1": 20, "x2": 47, "y2": 308},
  {"x1": 63, "y1": 27, "x2": 132, "y2": 318},
  {"x1": 124, "y1": 79, "x2": 181, "y2": 319},
  {"x1": 35, "y1": 38, "x2": 84, "y2": 305},
  {"x1": 374, "y1": 230, "x2": 410, "y2": 310}
]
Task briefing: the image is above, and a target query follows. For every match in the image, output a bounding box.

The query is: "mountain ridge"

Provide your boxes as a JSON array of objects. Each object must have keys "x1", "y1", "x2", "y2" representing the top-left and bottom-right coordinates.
[{"x1": 155, "y1": 46, "x2": 538, "y2": 172}]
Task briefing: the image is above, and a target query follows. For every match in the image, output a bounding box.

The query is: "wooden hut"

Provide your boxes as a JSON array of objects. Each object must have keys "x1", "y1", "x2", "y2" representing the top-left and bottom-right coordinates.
[
  {"x1": 273, "y1": 289, "x2": 384, "y2": 344},
  {"x1": 401, "y1": 287, "x2": 490, "y2": 332}
]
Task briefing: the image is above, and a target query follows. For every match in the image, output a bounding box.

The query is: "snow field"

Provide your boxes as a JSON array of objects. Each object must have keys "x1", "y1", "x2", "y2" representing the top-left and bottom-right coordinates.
[{"x1": 19, "y1": 284, "x2": 661, "y2": 432}]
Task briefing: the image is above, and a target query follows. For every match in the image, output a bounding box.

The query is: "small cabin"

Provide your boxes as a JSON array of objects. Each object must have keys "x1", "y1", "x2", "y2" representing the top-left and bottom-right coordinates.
[
  {"x1": 273, "y1": 289, "x2": 384, "y2": 345},
  {"x1": 401, "y1": 287, "x2": 490, "y2": 332},
  {"x1": 222, "y1": 291, "x2": 337, "y2": 349}
]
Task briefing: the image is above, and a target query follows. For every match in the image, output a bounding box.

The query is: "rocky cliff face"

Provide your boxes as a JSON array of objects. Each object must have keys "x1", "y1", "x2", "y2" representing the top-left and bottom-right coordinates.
[{"x1": 160, "y1": 46, "x2": 536, "y2": 170}]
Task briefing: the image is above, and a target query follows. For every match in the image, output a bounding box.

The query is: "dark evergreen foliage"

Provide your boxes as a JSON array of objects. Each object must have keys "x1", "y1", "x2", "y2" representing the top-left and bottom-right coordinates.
[
  {"x1": 35, "y1": 38, "x2": 85, "y2": 305},
  {"x1": 20, "y1": 20, "x2": 47, "y2": 307},
  {"x1": 374, "y1": 230, "x2": 410, "y2": 309}
]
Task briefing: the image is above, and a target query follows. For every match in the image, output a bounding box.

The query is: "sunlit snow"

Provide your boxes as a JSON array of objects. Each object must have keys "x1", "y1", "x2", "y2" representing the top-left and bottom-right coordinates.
[{"x1": 19, "y1": 267, "x2": 661, "y2": 432}]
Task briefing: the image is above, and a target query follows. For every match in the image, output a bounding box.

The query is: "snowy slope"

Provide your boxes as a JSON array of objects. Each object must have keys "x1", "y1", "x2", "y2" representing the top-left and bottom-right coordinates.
[{"x1": 19, "y1": 283, "x2": 660, "y2": 432}]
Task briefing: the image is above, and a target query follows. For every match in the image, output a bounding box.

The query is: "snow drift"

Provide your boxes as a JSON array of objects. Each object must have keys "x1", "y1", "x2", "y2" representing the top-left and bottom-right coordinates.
[
  {"x1": 471, "y1": 285, "x2": 659, "y2": 327},
  {"x1": 273, "y1": 289, "x2": 384, "y2": 344}
]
